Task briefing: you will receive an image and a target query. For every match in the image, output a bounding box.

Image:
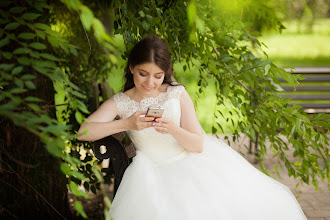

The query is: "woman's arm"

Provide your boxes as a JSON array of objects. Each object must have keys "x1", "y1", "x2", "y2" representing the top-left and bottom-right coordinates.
[
  {"x1": 154, "y1": 89, "x2": 204, "y2": 153},
  {"x1": 77, "y1": 98, "x2": 154, "y2": 141}
]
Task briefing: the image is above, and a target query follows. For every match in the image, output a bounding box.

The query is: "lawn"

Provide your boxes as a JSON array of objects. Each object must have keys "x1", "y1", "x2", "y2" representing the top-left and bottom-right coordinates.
[{"x1": 259, "y1": 19, "x2": 330, "y2": 67}]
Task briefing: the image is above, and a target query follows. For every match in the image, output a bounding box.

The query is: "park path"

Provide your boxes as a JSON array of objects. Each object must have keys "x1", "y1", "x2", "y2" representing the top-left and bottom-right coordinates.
[{"x1": 220, "y1": 134, "x2": 330, "y2": 220}]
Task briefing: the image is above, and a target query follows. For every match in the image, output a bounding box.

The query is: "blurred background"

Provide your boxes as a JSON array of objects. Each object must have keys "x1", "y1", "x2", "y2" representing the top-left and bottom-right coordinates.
[{"x1": 106, "y1": 0, "x2": 330, "y2": 133}]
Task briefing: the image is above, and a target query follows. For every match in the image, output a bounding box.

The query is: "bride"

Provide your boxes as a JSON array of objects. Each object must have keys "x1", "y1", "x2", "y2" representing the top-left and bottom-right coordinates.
[{"x1": 77, "y1": 35, "x2": 307, "y2": 220}]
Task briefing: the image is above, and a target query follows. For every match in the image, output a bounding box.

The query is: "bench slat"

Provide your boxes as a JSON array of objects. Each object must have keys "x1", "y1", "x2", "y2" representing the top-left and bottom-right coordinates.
[
  {"x1": 278, "y1": 76, "x2": 330, "y2": 82},
  {"x1": 288, "y1": 103, "x2": 330, "y2": 109},
  {"x1": 280, "y1": 94, "x2": 330, "y2": 100},
  {"x1": 281, "y1": 86, "x2": 330, "y2": 92}
]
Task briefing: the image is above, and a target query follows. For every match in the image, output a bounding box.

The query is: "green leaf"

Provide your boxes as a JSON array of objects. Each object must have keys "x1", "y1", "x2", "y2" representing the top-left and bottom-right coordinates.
[
  {"x1": 47, "y1": 35, "x2": 59, "y2": 47},
  {"x1": 294, "y1": 161, "x2": 301, "y2": 167},
  {"x1": 69, "y1": 181, "x2": 90, "y2": 199},
  {"x1": 14, "y1": 78, "x2": 24, "y2": 87},
  {"x1": 35, "y1": 29, "x2": 46, "y2": 39},
  {"x1": 315, "y1": 133, "x2": 320, "y2": 142},
  {"x1": 295, "y1": 118, "x2": 301, "y2": 130},
  {"x1": 25, "y1": 81, "x2": 36, "y2": 89},
  {"x1": 18, "y1": 32, "x2": 36, "y2": 39},
  {"x1": 264, "y1": 64, "x2": 271, "y2": 75},
  {"x1": 69, "y1": 47, "x2": 78, "y2": 57},
  {"x1": 223, "y1": 85, "x2": 229, "y2": 97},
  {"x1": 250, "y1": 127, "x2": 256, "y2": 140},
  {"x1": 80, "y1": 6, "x2": 94, "y2": 31},
  {"x1": 0, "y1": 37, "x2": 10, "y2": 48},
  {"x1": 141, "y1": 20, "x2": 149, "y2": 31},
  {"x1": 71, "y1": 170, "x2": 87, "y2": 180},
  {"x1": 60, "y1": 162, "x2": 71, "y2": 175},
  {"x1": 34, "y1": 1, "x2": 50, "y2": 11},
  {"x1": 195, "y1": 17, "x2": 205, "y2": 34},
  {"x1": 21, "y1": 74, "x2": 36, "y2": 80},
  {"x1": 92, "y1": 19, "x2": 105, "y2": 42},
  {"x1": 29, "y1": 50, "x2": 40, "y2": 58},
  {"x1": 70, "y1": 90, "x2": 86, "y2": 99},
  {"x1": 187, "y1": 1, "x2": 196, "y2": 26},
  {"x1": 29, "y1": 42, "x2": 47, "y2": 50},
  {"x1": 46, "y1": 140, "x2": 64, "y2": 157},
  {"x1": 11, "y1": 88, "x2": 27, "y2": 94},
  {"x1": 63, "y1": 0, "x2": 82, "y2": 11},
  {"x1": 17, "y1": 57, "x2": 31, "y2": 65},
  {"x1": 5, "y1": 22, "x2": 20, "y2": 30},
  {"x1": 221, "y1": 56, "x2": 232, "y2": 62},
  {"x1": 75, "y1": 111, "x2": 83, "y2": 124},
  {"x1": 22, "y1": 13, "x2": 41, "y2": 20},
  {"x1": 9, "y1": 7, "x2": 25, "y2": 14},
  {"x1": 40, "y1": 53, "x2": 59, "y2": 61},
  {"x1": 13, "y1": 47, "x2": 31, "y2": 54},
  {"x1": 34, "y1": 23, "x2": 50, "y2": 30},
  {"x1": 138, "y1": 11, "x2": 145, "y2": 17},
  {"x1": 2, "y1": 52, "x2": 13, "y2": 59},
  {"x1": 74, "y1": 201, "x2": 87, "y2": 219},
  {"x1": 28, "y1": 103, "x2": 40, "y2": 111},
  {"x1": 253, "y1": 124, "x2": 260, "y2": 133},
  {"x1": 0, "y1": 63, "x2": 14, "y2": 71},
  {"x1": 12, "y1": 66, "x2": 24, "y2": 75},
  {"x1": 25, "y1": 96, "x2": 43, "y2": 102}
]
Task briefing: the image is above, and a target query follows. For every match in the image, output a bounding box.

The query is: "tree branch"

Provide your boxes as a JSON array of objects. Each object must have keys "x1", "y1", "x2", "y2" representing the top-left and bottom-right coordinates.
[{"x1": 209, "y1": 39, "x2": 252, "y2": 94}]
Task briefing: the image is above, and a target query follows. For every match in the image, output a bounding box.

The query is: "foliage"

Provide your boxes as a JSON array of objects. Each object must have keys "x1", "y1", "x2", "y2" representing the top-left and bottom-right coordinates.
[
  {"x1": 269, "y1": 0, "x2": 329, "y2": 32},
  {"x1": 0, "y1": 0, "x2": 97, "y2": 218},
  {"x1": 1, "y1": 0, "x2": 329, "y2": 219}
]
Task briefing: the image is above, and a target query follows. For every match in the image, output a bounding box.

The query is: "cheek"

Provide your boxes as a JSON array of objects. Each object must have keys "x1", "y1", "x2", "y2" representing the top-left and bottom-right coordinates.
[{"x1": 133, "y1": 74, "x2": 143, "y2": 84}]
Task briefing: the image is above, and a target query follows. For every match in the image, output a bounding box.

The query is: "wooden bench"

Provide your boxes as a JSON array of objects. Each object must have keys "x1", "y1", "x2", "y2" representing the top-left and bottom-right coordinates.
[{"x1": 249, "y1": 67, "x2": 330, "y2": 157}]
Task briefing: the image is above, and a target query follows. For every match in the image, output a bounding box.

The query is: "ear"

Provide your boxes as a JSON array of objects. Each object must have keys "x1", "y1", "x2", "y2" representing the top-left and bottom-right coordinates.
[{"x1": 129, "y1": 66, "x2": 133, "y2": 74}]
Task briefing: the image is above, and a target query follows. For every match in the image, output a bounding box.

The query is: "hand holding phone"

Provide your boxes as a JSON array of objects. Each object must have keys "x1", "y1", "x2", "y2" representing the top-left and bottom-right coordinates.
[{"x1": 146, "y1": 107, "x2": 164, "y2": 120}]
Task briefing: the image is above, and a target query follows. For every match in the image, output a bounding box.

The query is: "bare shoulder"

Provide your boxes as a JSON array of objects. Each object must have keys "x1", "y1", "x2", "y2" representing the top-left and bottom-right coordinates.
[
  {"x1": 179, "y1": 86, "x2": 190, "y2": 101},
  {"x1": 86, "y1": 97, "x2": 119, "y2": 122}
]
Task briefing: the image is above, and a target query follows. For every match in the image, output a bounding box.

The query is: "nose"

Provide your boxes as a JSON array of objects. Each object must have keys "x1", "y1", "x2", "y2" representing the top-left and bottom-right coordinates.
[{"x1": 146, "y1": 77, "x2": 153, "y2": 86}]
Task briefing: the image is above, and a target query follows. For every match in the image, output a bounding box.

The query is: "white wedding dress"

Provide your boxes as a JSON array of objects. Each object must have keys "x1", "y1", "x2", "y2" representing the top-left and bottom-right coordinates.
[{"x1": 109, "y1": 85, "x2": 307, "y2": 220}]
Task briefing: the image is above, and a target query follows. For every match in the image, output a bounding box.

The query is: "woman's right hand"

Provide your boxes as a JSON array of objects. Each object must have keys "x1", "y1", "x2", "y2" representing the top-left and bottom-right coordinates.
[{"x1": 127, "y1": 111, "x2": 154, "y2": 131}]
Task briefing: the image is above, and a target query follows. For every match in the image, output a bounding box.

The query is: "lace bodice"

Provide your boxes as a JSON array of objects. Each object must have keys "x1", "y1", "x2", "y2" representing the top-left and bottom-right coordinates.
[{"x1": 112, "y1": 85, "x2": 187, "y2": 164}]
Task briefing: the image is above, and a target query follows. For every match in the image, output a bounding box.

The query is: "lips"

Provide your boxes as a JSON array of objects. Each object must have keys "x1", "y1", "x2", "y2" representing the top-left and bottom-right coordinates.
[{"x1": 143, "y1": 86, "x2": 153, "y2": 91}]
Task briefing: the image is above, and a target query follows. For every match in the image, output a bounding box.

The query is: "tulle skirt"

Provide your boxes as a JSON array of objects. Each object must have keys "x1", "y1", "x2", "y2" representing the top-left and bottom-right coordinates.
[{"x1": 109, "y1": 136, "x2": 307, "y2": 220}]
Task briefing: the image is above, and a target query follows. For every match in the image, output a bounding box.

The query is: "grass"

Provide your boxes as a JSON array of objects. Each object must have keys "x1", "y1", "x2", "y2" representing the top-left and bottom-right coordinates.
[{"x1": 259, "y1": 19, "x2": 330, "y2": 67}]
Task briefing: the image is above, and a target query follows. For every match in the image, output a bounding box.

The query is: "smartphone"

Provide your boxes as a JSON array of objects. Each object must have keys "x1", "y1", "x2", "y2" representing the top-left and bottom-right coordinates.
[{"x1": 146, "y1": 107, "x2": 164, "y2": 119}]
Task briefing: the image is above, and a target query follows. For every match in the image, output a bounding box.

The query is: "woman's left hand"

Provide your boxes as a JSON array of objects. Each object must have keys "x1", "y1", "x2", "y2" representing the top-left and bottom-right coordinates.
[{"x1": 153, "y1": 117, "x2": 178, "y2": 134}]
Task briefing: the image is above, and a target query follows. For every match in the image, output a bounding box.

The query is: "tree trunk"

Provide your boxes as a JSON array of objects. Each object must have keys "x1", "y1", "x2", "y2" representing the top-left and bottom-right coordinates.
[{"x1": 0, "y1": 75, "x2": 77, "y2": 220}]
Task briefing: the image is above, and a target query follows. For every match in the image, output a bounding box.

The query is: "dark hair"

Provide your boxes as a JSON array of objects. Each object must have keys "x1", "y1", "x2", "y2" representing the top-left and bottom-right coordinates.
[{"x1": 123, "y1": 35, "x2": 177, "y2": 91}]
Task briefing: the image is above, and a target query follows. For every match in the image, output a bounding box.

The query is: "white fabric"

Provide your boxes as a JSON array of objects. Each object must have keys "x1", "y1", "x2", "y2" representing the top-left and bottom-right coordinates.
[{"x1": 110, "y1": 85, "x2": 307, "y2": 220}]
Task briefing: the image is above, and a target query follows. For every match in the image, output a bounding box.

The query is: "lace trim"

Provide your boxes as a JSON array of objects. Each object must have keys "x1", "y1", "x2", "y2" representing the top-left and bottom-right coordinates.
[{"x1": 112, "y1": 85, "x2": 184, "y2": 119}]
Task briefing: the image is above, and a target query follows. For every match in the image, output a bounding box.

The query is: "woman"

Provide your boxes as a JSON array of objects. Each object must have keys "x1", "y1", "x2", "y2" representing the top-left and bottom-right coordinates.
[{"x1": 77, "y1": 35, "x2": 307, "y2": 220}]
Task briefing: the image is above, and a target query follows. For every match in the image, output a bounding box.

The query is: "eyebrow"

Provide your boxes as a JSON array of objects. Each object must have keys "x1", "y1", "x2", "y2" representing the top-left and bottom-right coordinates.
[{"x1": 138, "y1": 69, "x2": 164, "y2": 74}]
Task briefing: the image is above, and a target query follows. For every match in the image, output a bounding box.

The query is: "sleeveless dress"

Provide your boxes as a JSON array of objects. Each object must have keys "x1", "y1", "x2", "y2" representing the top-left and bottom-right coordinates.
[{"x1": 109, "y1": 85, "x2": 307, "y2": 220}]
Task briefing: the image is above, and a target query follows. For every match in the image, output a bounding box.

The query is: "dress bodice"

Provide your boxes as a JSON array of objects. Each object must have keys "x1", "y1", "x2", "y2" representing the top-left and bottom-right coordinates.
[{"x1": 112, "y1": 85, "x2": 187, "y2": 163}]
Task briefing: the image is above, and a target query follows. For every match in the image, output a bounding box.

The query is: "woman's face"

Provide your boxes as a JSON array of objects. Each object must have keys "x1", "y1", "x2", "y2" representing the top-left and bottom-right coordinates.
[{"x1": 130, "y1": 62, "x2": 165, "y2": 95}]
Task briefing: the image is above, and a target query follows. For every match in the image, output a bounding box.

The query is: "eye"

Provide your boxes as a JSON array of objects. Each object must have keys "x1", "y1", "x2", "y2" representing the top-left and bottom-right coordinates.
[
  {"x1": 139, "y1": 72, "x2": 147, "y2": 77},
  {"x1": 155, "y1": 74, "x2": 163, "y2": 79}
]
